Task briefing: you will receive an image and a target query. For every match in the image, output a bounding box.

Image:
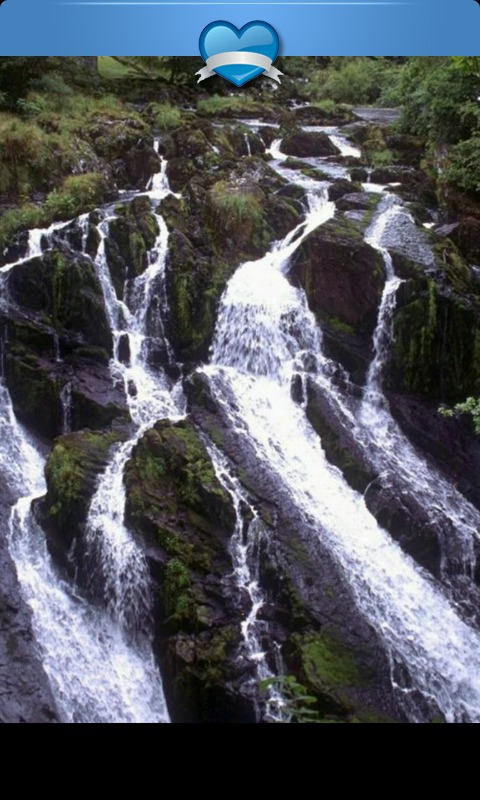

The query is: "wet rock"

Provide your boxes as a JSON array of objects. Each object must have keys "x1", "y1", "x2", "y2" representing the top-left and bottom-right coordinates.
[
  {"x1": 387, "y1": 391, "x2": 480, "y2": 513},
  {"x1": 291, "y1": 215, "x2": 385, "y2": 378},
  {"x1": 212, "y1": 125, "x2": 264, "y2": 158},
  {"x1": 290, "y1": 105, "x2": 355, "y2": 127},
  {"x1": 39, "y1": 429, "x2": 126, "y2": 576},
  {"x1": 305, "y1": 378, "x2": 376, "y2": 493},
  {"x1": 117, "y1": 333, "x2": 131, "y2": 366},
  {"x1": 328, "y1": 179, "x2": 362, "y2": 202},
  {"x1": 290, "y1": 373, "x2": 304, "y2": 404},
  {"x1": 0, "y1": 496, "x2": 58, "y2": 722},
  {"x1": 7, "y1": 246, "x2": 112, "y2": 353},
  {"x1": 123, "y1": 141, "x2": 160, "y2": 189},
  {"x1": 67, "y1": 356, "x2": 129, "y2": 431},
  {"x1": 439, "y1": 217, "x2": 480, "y2": 266},
  {"x1": 259, "y1": 126, "x2": 280, "y2": 148},
  {"x1": 0, "y1": 230, "x2": 30, "y2": 267},
  {"x1": 385, "y1": 133, "x2": 424, "y2": 168},
  {"x1": 336, "y1": 192, "x2": 381, "y2": 212},
  {"x1": 370, "y1": 166, "x2": 437, "y2": 207},
  {"x1": 185, "y1": 370, "x2": 405, "y2": 723},
  {"x1": 363, "y1": 480, "x2": 442, "y2": 576},
  {"x1": 162, "y1": 158, "x2": 301, "y2": 362},
  {"x1": 105, "y1": 196, "x2": 160, "y2": 298},
  {"x1": 4, "y1": 354, "x2": 64, "y2": 440},
  {"x1": 124, "y1": 418, "x2": 254, "y2": 723},
  {"x1": 282, "y1": 130, "x2": 341, "y2": 158},
  {"x1": 387, "y1": 269, "x2": 480, "y2": 405},
  {"x1": 350, "y1": 167, "x2": 369, "y2": 183}
]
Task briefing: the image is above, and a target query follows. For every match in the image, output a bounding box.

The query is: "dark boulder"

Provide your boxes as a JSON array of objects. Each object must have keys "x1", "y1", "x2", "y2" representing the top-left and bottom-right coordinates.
[
  {"x1": 328, "y1": 180, "x2": 362, "y2": 202},
  {"x1": 282, "y1": 130, "x2": 341, "y2": 158},
  {"x1": 123, "y1": 418, "x2": 255, "y2": 723},
  {"x1": 105, "y1": 196, "x2": 160, "y2": 299},
  {"x1": 291, "y1": 215, "x2": 385, "y2": 378},
  {"x1": 39, "y1": 428, "x2": 126, "y2": 575},
  {"x1": 7, "y1": 247, "x2": 112, "y2": 353}
]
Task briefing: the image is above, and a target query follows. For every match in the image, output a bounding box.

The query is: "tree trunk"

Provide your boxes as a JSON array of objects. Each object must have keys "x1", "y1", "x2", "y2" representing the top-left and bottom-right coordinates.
[{"x1": 82, "y1": 57, "x2": 98, "y2": 71}]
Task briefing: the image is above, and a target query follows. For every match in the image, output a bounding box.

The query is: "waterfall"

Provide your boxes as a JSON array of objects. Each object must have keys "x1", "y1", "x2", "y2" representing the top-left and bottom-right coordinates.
[
  {"x1": 363, "y1": 197, "x2": 405, "y2": 405},
  {"x1": 205, "y1": 441, "x2": 285, "y2": 721},
  {"x1": 352, "y1": 196, "x2": 479, "y2": 581},
  {"x1": 207, "y1": 170, "x2": 480, "y2": 722},
  {"x1": 60, "y1": 381, "x2": 72, "y2": 434},
  {"x1": 3, "y1": 111, "x2": 480, "y2": 723},
  {"x1": 1, "y1": 155, "x2": 183, "y2": 723},
  {"x1": 84, "y1": 161, "x2": 184, "y2": 647}
]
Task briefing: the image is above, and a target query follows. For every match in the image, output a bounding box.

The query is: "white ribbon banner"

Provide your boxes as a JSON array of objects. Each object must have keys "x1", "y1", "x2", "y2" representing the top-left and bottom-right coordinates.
[{"x1": 196, "y1": 51, "x2": 283, "y2": 83}]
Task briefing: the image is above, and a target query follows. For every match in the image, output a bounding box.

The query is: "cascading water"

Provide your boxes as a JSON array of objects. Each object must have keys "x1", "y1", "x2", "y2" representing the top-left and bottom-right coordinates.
[
  {"x1": 3, "y1": 114, "x2": 480, "y2": 723},
  {"x1": 3, "y1": 381, "x2": 169, "y2": 723},
  {"x1": 1, "y1": 151, "x2": 182, "y2": 722},
  {"x1": 84, "y1": 158, "x2": 184, "y2": 636},
  {"x1": 204, "y1": 441, "x2": 285, "y2": 720},
  {"x1": 348, "y1": 196, "x2": 480, "y2": 582},
  {"x1": 205, "y1": 136, "x2": 480, "y2": 722}
]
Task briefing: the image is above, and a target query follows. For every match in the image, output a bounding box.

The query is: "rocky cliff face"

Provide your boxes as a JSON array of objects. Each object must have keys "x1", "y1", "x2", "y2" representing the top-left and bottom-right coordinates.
[{"x1": 2, "y1": 82, "x2": 480, "y2": 724}]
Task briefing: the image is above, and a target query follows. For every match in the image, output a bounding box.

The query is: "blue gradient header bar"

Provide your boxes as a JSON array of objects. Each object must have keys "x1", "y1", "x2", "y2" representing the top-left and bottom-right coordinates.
[{"x1": 0, "y1": 0, "x2": 478, "y2": 54}]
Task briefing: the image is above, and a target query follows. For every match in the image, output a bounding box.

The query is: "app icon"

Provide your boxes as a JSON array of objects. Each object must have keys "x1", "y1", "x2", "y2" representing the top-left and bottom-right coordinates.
[{"x1": 197, "y1": 21, "x2": 283, "y2": 88}]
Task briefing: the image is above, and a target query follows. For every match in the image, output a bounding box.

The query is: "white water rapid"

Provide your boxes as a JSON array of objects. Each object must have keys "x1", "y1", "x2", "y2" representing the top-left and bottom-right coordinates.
[
  {"x1": 205, "y1": 136, "x2": 480, "y2": 723},
  {"x1": 2, "y1": 116, "x2": 480, "y2": 724},
  {"x1": 1, "y1": 150, "x2": 182, "y2": 722}
]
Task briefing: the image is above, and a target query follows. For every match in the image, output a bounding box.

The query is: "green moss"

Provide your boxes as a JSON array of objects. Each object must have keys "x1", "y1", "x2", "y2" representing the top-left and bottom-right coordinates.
[
  {"x1": 287, "y1": 538, "x2": 311, "y2": 570},
  {"x1": 322, "y1": 313, "x2": 355, "y2": 335},
  {"x1": 389, "y1": 276, "x2": 480, "y2": 403},
  {"x1": 300, "y1": 632, "x2": 362, "y2": 689},
  {"x1": 164, "y1": 557, "x2": 193, "y2": 619},
  {"x1": 106, "y1": 197, "x2": 159, "y2": 296},
  {"x1": 44, "y1": 430, "x2": 121, "y2": 528}
]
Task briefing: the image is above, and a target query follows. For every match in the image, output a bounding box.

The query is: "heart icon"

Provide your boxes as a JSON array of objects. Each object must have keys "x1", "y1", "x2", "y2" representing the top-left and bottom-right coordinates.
[{"x1": 198, "y1": 21, "x2": 280, "y2": 88}]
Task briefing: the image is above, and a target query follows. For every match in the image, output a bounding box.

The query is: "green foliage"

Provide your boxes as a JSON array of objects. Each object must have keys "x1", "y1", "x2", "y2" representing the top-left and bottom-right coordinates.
[
  {"x1": 439, "y1": 396, "x2": 480, "y2": 434},
  {"x1": 46, "y1": 444, "x2": 84, "y2": 518},
  {"x1": 44, "y1": 173, "x2": 107, "y2": 221},
  {"x1": 98, "y1": 56, "x2": 137, "y2": 80},
  {"x1": 150, "y1": 102, "x2": 182, "y2": 131},
  {"x1": 395, "y1": 58, "x2": 476, "y2": 144},
  {"x1": 444, "y1": 136, "x2": 480, "y2": 195},
  {"x1": 394, "y1": 57, "x2": 480, "y2": 197},
  {"x1": 295, "y1": 57, "x2": 398, "y2": 105},
  {"x1": 210, "y1": 181, "x2": 264, "y2": 242},
  {"x1": 259, "y1": 675, "x2": 322, "y2": 724},
  {"x1": 164, "y1": 557, "x2": 192, "y2": 617}
]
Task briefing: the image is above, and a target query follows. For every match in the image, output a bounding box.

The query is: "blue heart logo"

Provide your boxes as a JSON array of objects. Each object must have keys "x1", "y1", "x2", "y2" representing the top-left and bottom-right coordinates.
[{"x1": 199, "y1": 20, "x2": 280, "y2": 88}]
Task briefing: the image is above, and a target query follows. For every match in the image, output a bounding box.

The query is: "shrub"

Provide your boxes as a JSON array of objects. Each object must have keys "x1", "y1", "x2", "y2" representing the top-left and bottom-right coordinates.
[
  {"x1": 439, "y1": 396, "x2": 480, "y2": 434},
  {"x1": 150, "y1": 102, "x2": 182, "y2": 131},
  {"x1": 443, "y1": 136, "x2": 480, "y2": 195},
  {"x1": 44, "y1": 172, "x2": 107, "y2": 220}
]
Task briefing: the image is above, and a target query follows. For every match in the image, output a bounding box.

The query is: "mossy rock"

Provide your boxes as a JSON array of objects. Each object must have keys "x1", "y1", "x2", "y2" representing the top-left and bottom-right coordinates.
[
  {"x1": 82, "y1": 111, "x2": 149, "y2": 161},
  {"x1": 124, "y1": 418, "x2": 253, "y2": 722},
  {"x1": 388, "y1": 277, "x2": 480, "y2": 403},
  {"x1": 162, "y1": 156, "x2": 300, "y2": 361},
  {"x1": 4, "y1": 354, "x2": 63, "y2": 440},
  {"x1": 40, "y1": 428, "x2": 124, "y2": 569},
  {"x1": 292, "y1": 215, "x2": 385, "y2": 336},
  {"x1": 105, "y1": 195, "x2": 160, "y2": 298},
  {"x1": 7, "y1": 246, "x2": 112, "y2": 353},
  {"x1": 125, "y1": 418, "x2": 236, "y2": 560},
  {"x1": 286, "y1": 630, "x2": 367, "y2": 717}
]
